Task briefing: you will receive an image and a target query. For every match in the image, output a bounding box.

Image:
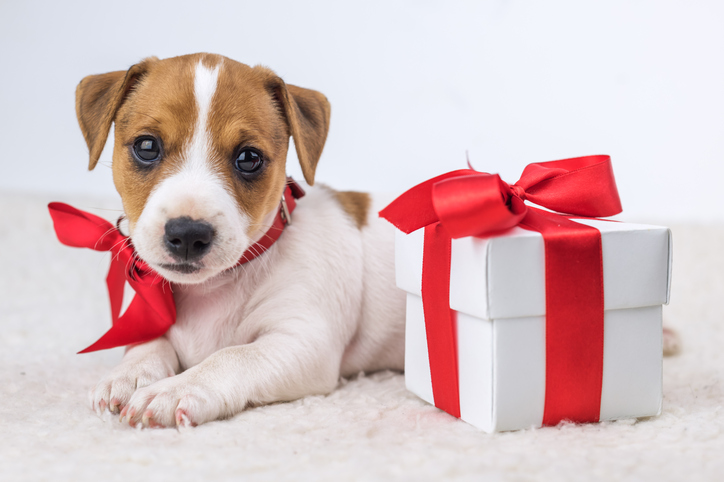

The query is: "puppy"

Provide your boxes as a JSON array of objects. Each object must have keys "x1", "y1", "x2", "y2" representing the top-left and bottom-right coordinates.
[{"x1": 77, "y1": 53, "x2": 406, "y2": 427}]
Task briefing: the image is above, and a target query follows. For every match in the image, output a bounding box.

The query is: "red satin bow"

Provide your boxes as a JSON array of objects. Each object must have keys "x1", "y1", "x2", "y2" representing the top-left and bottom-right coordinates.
[
  {"x1": 380, "y1": 154, "x2": 622, "y2": 238},
  {"x1": 48, "y1": 203, "x2": 176, "y2": 353},
  {"x1": 380, "y1": 155, "x2": 622, "y2": 426},
  {"x1": 49, "y1": 179, "x2": 304, "y2": 354}
]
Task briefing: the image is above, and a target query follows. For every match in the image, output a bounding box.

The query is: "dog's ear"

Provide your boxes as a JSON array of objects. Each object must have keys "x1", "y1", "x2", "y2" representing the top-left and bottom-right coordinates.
[
  {"x1": 75, "y1": 58, "x2": 157, "y2": 170},
  {"x1": 270, "y1": 79, "x2": 331, "y2": 185}
]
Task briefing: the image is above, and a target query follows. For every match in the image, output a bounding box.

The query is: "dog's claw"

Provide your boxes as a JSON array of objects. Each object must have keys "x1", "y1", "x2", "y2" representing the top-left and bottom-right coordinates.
[
  {"x1": 126, "y1": 408, "x2": 137, "y2": 426},
  {"x1": 119, "y1": 406, "x2": 128, "y2": 424},
  {"x1": 175, "y1": 409, "x2": 194, "y2": 428}
]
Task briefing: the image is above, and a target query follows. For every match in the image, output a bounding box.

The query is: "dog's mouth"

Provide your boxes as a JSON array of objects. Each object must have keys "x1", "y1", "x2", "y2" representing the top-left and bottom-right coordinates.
[{"x1": 158, "y1": 262, "x2": 203, "y2": 274}]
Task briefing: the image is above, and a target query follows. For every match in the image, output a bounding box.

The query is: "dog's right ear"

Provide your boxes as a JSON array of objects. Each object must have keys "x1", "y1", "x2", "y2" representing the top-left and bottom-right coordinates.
[
  {"x1": 75, "y1": 58, "x2": 157, "y2": 170},
  {"x1": 267, "y1": 76, "x2": 331, "y2": 186}
]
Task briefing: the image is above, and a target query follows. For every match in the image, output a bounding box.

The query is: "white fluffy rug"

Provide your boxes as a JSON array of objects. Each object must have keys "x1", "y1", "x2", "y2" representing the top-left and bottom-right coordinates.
[{"x1": 1, "y1": 192, "x2": 722, "y2": 481}]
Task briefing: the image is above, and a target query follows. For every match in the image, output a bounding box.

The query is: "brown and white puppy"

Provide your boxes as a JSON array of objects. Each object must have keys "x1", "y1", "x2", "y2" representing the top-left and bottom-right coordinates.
[{"x1": 77, "y1": 53, "x2": 406, "y2": 427}]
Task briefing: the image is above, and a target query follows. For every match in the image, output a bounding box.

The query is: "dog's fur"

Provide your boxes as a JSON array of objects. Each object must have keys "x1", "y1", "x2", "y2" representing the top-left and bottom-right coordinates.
[{"x1": 78, "y1": 53, "x2": 405, "y2": 427}]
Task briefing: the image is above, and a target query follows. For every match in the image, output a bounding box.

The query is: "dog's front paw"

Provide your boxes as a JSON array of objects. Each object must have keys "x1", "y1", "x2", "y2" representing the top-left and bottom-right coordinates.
[
  {"x1": 120, "y1": 373, "x2": 222, "y2": 428},
  {"x1": 90, "y1": 356, "x2": 176, "y2": 415}
]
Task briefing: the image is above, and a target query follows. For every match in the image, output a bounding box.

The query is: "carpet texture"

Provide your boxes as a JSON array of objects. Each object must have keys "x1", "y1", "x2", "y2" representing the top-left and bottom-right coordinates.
[{"x1": 1, "y1": 192, "x2": 722, "y2": 481}]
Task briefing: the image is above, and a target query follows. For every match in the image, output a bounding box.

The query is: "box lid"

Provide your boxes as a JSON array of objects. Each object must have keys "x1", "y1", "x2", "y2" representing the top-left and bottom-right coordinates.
[{"x1": 395, "y1": 219, "x2": 672, "y2": 320}]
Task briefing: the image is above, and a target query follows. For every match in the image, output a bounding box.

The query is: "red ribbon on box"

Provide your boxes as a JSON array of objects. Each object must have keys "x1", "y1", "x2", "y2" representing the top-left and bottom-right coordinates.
[{"x1": 379, "y1": 155, "x2": 622, "y2": 425}]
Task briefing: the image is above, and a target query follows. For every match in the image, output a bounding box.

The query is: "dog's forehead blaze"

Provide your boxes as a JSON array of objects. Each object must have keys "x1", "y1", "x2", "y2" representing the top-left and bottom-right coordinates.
[{"x1": 112, "y1": 54, "x2": 289, "y2": 233}]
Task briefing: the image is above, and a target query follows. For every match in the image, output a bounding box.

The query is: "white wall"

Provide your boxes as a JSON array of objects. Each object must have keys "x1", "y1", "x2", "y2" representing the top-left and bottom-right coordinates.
[{"x1": 1, "y1": 0, "x2": 722, "y2": 222}]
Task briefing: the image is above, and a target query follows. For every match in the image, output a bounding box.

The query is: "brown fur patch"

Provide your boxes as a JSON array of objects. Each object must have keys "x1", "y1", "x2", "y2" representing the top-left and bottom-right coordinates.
[
  {"x1": 333, "y1": 190, "x2": 371, "y2": 229},
  {"x1": 275, "y1": 83, "x2": 331, "y2": 185}
]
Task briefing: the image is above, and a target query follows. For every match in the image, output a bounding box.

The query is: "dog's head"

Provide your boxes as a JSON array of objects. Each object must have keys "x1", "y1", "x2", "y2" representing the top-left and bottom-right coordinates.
[{"x1": 75, "y1": 53, "x2": 330, "y2": 284}]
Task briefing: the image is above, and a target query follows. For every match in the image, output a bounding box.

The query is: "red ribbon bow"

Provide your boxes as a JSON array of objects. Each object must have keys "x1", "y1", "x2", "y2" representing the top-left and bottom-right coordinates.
[
  {"x1": 380, "y1": 155, "x2": 622, "y2": 425},
  {"x1": 48, "y1": 203, "x2": 176, "y2": 353},
  {"x1": 49, "y1": 179, "x2": 304, "y2": 354}
]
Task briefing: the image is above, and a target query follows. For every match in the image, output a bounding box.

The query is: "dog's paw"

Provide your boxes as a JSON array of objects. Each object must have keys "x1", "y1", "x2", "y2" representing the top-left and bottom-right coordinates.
[
  {"x1": 119, "y1": 373, "x2": 222, "y2": 428},
  {"x1": 90, "y1": 356, "x2": 176, "y2": 415}
]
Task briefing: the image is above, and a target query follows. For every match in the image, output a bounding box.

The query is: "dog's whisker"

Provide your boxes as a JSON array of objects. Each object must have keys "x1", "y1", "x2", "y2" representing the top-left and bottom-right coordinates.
[
  {"x1": 244, "y1": 246, "x2": 273, "y2": 279},
  {"x1": 109, "y1": 236, "x2": 131, "y2": 253},
  {"x1": 110, "y1": 238, "x2": 134, "y2": 263},
  {"x1": 95, "y1": 225, "x2": 121, "y2": 249}
]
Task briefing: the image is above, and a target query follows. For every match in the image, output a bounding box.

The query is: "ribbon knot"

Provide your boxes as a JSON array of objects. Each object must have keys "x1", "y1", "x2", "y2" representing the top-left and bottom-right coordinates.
[{"x1": 508, "y1": 183, "x2": 527, "y2": 202}]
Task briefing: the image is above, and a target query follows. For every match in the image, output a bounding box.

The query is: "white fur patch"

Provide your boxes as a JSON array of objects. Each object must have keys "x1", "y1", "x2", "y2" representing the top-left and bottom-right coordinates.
[{"x1": 187, "y1": 60, "x2": 221, "y2": 175}]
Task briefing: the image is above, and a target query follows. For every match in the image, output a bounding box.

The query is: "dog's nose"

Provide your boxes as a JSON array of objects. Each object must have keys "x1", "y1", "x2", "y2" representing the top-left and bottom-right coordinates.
[{"x1": 164, "y1": 217, "x2": 214, "y2": 262}]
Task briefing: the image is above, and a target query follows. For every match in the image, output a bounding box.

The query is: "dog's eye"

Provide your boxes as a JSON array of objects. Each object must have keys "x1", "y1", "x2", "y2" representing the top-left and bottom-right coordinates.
[
  {"x1": 235, "y1": 149, "x2": 263, "y2": 173},
  {"x1": 133, "y1": 137, "x2": 161, "y2": 162}
]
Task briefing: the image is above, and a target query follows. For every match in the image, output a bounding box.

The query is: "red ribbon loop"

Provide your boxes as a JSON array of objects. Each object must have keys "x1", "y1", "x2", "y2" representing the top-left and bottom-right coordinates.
[
  {"x1": 380, "y1": 155, "x2": 622, "y2": 426},
  {"x1": 432, "y1": 174, "x2": 526, "y2": 239}
]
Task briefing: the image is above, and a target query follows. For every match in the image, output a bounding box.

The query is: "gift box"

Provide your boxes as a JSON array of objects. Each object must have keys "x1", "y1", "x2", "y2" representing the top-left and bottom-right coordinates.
[{"x1": 380, "y1": 155, "x2": 672, "y2": 432}]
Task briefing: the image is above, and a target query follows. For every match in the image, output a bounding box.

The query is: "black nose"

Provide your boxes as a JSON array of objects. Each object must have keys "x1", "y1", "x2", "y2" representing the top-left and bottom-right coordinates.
[{"x1": 164, "y1": 217, "x2": 214, "y2": 262}]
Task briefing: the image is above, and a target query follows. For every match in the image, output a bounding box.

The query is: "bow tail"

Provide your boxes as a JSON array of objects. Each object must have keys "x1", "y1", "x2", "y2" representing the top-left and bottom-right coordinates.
[
  {"x1": 127, "y1": 275, "x2": 177, "y2": 331},
  {"x1": 379, "y1": 169, "x2": 479, "y2": 233},
  {"x1": 106, "y1": 258, "x2": 127, "y2": 323},
  {"x1": 78, "y1": 294, "x2": 174, "y2": 354}
]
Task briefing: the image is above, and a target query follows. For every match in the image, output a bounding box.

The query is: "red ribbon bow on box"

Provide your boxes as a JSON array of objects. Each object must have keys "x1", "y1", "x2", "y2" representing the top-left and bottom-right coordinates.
[
  {"x1": 48, "y1": 179, "x2": 304, "y2": 354},
  {"x1": 380, "y1": 155, "x2": 622, "y2": 425}
]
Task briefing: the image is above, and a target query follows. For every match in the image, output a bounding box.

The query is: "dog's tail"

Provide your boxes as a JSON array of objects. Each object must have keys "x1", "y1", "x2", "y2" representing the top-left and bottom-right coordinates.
[{"x1": 663, "y1": 326, "x2": 682, "y2": 356}]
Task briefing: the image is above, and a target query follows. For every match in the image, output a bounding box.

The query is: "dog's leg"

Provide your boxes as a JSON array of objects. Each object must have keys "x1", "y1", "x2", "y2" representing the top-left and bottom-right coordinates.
[
  {"x1": 121, "y1": 328, "x2": 341, "y2": 428},
  {"x1": 90, "y1": 337, "x2": 179, "y2": 415}
]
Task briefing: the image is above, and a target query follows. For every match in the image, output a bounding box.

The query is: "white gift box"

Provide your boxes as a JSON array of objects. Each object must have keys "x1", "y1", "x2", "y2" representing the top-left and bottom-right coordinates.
[{"x1": 397, "y1": 219, "x2": 672, "y2": 432}]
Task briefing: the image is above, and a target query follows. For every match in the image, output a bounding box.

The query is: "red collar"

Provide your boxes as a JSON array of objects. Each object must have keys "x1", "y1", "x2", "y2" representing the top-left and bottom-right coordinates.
[
  {"x1": 235, "y1": 177, "x2": 305, "y2": 266},
  {"x1": 48, "y1": 177, "x2": 305, "y2": 353}
]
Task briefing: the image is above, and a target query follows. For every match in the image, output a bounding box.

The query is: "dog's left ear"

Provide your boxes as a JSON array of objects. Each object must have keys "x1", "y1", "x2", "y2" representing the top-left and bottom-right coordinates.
[
  {"x1": 75, "y1": 57, "x2": 157, "y2": 170},
  {"x1": 270, "y1": 79, "x2": 331, "y2": 185}
]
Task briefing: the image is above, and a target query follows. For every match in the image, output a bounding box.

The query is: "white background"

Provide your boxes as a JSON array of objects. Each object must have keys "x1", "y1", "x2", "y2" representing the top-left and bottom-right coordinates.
[{"x1": 1, "y1": 0, "x2": 722, "y2": 222}]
